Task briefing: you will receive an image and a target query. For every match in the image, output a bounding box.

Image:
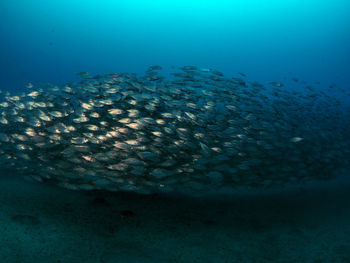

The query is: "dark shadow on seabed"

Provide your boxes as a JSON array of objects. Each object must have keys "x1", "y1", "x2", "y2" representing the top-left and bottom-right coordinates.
[{"x1": 1, "y1": 169, "x2": 350, "y2": 263}]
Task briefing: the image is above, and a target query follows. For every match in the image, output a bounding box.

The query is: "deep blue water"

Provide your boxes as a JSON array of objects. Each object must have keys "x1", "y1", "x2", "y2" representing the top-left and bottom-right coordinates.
[
  {"x1": 0, "y1": 0, "x2": 349, "y2": 94},
  {"x1": 1, "y1": 2, "x2": 350, "y2": 262}
]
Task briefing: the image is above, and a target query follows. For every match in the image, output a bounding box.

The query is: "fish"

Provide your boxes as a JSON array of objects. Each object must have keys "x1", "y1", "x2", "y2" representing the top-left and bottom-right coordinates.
[
  {"x1": 290, "y1": 137, "x2": 303, "y2": 143},
  {"x1": 76, "y1": 72, "x2": 91, "y2": 77},
  {"x1": 0, "y1": 66, "x2": 349, "y2": 196},
  {"x1": 26, "y1": 83, "x2": 34, "y2": 89},
  {"x1": 146, "y1": 65, "x2": 162, "y2": 71},
  {"x1": 269, "y1": 81, "x2": 284, "y2": 87}
]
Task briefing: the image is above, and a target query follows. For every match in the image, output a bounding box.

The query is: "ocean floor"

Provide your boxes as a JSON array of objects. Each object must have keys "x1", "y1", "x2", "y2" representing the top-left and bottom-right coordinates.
[{"x1": 1, "y1": 170, "x2": 350, "y2": 263}]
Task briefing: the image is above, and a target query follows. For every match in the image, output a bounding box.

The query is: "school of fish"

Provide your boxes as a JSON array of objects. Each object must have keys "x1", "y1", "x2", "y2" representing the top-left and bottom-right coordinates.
[{"x1": 0, "y1": 66, "x2": 349, "y2": 195}]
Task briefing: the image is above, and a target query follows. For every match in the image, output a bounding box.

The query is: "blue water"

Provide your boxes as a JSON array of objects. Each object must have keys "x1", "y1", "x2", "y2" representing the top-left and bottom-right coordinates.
[
  {"x1": 1, "y1": 2, "x2": 350, "y2": 262},
  {"x1": 0, "y1": 0, "x2": 349, "y2": 94}
]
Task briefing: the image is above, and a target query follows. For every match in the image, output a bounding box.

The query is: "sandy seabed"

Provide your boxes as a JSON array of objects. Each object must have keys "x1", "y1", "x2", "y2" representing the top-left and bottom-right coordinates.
[{"x1": 1, "y1": 169, "x2": 350, "y2": 263}]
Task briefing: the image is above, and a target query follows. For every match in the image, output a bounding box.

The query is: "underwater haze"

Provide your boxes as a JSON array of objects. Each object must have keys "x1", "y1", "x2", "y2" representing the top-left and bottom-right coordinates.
[
  {"x1": 0, "y1": 0, "x2": 350, "y2": 92},
  {"x1": 1, "y1": 1, "x2": 350, "y2": 262}
]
